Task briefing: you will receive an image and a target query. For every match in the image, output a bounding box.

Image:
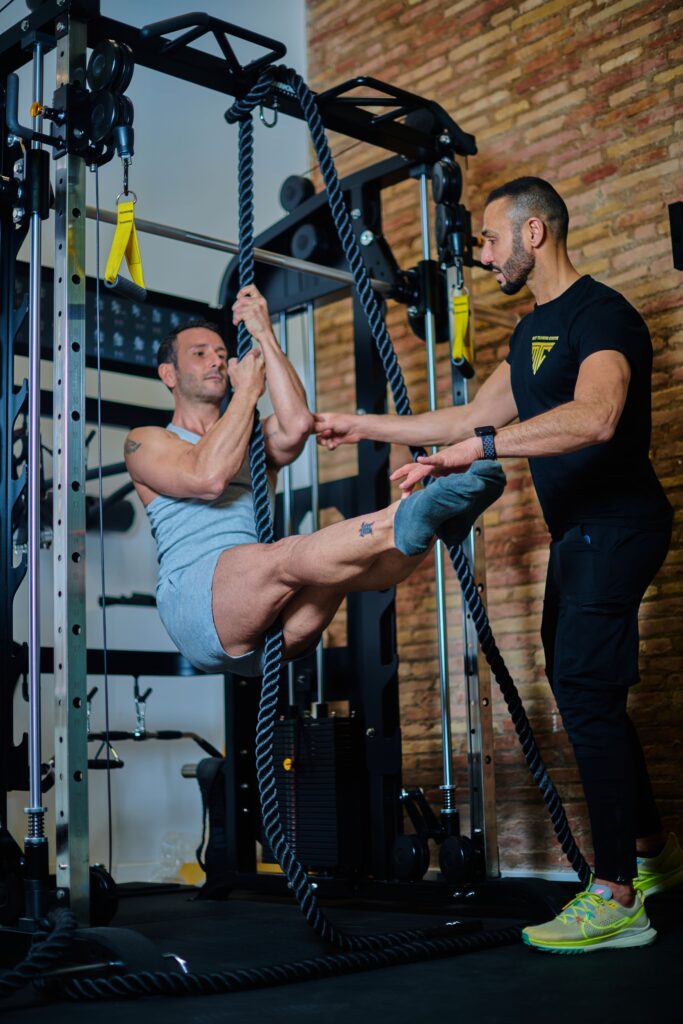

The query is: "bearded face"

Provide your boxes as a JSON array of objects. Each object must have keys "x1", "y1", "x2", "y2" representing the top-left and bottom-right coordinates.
[{"x1": 496, "y1": 223, "x2": 536, "y2": 295}]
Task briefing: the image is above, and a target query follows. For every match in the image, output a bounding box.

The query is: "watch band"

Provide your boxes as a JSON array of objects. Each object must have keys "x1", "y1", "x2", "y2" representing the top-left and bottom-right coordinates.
[{"x1": 474, "y1": 425, "x2": 497, "y2": 460}]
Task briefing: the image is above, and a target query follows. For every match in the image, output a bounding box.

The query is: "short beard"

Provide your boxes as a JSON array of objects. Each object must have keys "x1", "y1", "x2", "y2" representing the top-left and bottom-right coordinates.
[
  {"x1": 498, "y1": 227, "x2": 535, "y2": 295},
  {"x1": 175, "y1": 374, "x2": 225, "y2": 404}
]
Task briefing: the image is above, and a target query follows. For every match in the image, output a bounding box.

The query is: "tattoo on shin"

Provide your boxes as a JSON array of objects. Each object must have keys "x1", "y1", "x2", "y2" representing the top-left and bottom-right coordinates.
[
  {"x1": 359, "y1": 521, "x2": 374, "y2": 537},
  {"x1": 124, "y1": 439, "x2": 141, "y2": 454}
]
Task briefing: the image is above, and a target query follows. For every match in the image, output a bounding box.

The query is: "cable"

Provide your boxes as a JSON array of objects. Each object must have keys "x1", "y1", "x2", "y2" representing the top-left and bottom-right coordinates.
[
  {"x1": 0, "y1": 0, "x2": 17, "y2": 16},
  {"x1": 93, "y1": 164, "x2": 114, "y2": 876},
  {"x1": 299, "y1": 138, "x2": 363, "y2": 181}
]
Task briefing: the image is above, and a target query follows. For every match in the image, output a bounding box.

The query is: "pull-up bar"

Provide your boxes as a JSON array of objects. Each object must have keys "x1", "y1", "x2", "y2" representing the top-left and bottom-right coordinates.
[{"x1": 85, "y1": 207, "x2": 518, "y2": 329}]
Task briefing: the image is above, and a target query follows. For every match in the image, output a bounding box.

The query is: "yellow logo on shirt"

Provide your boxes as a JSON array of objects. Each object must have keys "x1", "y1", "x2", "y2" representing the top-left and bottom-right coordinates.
[{"x1": 531, "y1": 336, "x2": 558, "y2": 375}]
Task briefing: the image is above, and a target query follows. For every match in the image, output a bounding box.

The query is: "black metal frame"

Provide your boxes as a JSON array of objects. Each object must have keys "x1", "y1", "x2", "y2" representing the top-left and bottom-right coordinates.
[{"x1": 0, "y1": 0, "x2": 479, "y2": 918}]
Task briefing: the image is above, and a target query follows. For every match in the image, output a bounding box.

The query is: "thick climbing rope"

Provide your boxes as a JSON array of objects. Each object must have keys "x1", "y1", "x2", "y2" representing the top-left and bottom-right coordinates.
[
  {"x1": 226, "y1": 67, "x2": 590, "y2": 929},
  {"x1": 0, "y1": 910, "x2": 76, "y2": 999}
]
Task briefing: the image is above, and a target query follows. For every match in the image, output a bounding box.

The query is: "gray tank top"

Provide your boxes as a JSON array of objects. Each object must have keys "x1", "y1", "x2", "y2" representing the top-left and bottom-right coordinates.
[{"x1": 145, "y1": 423, "x2": 265, "y2": 587}]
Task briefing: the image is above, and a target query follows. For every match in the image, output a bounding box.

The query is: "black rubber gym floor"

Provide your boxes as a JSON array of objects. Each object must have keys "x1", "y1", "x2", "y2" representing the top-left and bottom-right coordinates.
[{"x1": 3, "y1": 883, "x2": 681, "y2": 1023}]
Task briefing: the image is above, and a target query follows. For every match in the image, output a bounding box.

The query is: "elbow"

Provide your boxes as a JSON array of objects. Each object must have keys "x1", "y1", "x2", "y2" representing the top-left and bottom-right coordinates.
[
  {"x1": 592, "y1": 405, "x2": 619, "y2": 445},
  {"x1": 284, "y1": 412, "x2": 314, "y2": 451},
  {"x1": 201, "y1": 467, "x2": 239, "y2": 501},
  {"x1": 293, "y1": 411, "x2": 315, "y2": 444}
]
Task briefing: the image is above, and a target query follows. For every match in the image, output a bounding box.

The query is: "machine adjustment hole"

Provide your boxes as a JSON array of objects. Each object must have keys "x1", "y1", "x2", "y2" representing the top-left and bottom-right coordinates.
[
  {"x1": 71, "y1": 552, "x2": 80, "y2": 562},
  {"x1": 72, "y1": 341, "x2": 80, "y2": 352},
  {"x1": 72, "y1": 274, "x2": 80, "y2": 285},
  {"x1": 72, "y1": 624, "x2": 82, "y2": 635},
  {"x1": 71, "y1": 409, "x2": 80, "y2": 420},
  {"x1": 71, "y1": 481, "x2": 80, "y2": 491},
  {"x1": 73, "y1": 771, "x2": 83, "y2": 782},
  {"x1": 73, "y1": 697, "x2": 82, "y2": 708},
  {"x1": 72, "y1": 208, "x2": 81, "y2": 218}
]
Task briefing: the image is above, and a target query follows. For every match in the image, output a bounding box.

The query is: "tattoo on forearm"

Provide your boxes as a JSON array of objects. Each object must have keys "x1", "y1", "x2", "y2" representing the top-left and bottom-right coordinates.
[
  {"x1": 359, "y1": 521, "x2": 374, "y2": 537},
  {"x1": 124, "y1": 439, "x2": 141, "y2": 454}
]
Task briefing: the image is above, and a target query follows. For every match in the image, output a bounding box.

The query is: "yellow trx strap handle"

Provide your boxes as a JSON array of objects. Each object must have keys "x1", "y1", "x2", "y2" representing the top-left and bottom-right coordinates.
[
  {"x1": 451, "y1": 292, "x2": 474, "y2": 378},
  {"x1": 104, "y1": 197, "x2": 146, "y2": 300}
]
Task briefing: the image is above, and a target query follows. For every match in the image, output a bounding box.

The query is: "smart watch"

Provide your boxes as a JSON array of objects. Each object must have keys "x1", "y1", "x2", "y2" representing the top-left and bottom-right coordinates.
[{"x1": 474, "y1": 425, "x2": 497, "y2": 460}]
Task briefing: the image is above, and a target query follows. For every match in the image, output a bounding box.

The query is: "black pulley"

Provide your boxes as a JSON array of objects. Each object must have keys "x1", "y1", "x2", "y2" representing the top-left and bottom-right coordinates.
[
  {"x1": 290, "y1": 222, "x2": 325, "y2": 262},
  {"x1": 89, "y1": 91, "x2": 118, "y2": 144},
  {"x1": 391, "y1": 834, "x2": 430, "y2": 882},
  {"x1": 280, "y1": 174, "x2": 314, "y2": 212},
  {"x1": 87, "y1": 40, "x2": 135, "y2": 94},
  {"x1": 438, "y1": 834, "x2": 476, "y2": 883},
  {"x1": 89, "y1": 863, "x2": 118, "y2": 926},
  {"x1": 432, "y1": 158, "x2": 463, "y2": 206}
]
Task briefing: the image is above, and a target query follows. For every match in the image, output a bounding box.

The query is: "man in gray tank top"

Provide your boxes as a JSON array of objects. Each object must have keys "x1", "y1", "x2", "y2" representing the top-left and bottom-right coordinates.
[{"x1": 124, "y1": 285, "x2": 504, "y2": 680}]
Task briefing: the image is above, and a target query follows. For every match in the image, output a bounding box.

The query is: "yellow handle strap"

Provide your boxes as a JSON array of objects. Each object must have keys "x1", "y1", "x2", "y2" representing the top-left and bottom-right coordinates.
[
  {"x1": 451, "y1": 292, "x2": 473, "y2": 367},
  {"x1": 104, "y1": 200, "x2": 145, "y2": 289}
]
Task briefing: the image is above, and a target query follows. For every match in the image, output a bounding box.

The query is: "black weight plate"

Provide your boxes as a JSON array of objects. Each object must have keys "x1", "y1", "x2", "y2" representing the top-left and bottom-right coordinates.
[{"x1": 87, "y1": 39, "x2": 123, "y2": 93}]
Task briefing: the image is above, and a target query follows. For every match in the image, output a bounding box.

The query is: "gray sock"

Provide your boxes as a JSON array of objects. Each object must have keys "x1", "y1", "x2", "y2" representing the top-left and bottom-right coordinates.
[{"x1": 393, "y1": 461, "x2": 506, "y2": 557}]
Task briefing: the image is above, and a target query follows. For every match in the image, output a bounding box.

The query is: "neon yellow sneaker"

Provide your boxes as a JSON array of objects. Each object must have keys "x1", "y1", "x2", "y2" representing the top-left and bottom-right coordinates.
[
  {"x1": 522, "y1": 883, "x2": 656, "y2": 954},
  {"x1": 636, "y1": 833, "x2": 683, "y2": 898}
]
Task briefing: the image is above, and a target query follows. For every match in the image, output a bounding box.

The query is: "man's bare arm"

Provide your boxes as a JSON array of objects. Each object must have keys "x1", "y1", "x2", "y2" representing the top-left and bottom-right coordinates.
[
  {"x1": 232, "y1": 287, "x2": 313, "y2": 469},
  {"x1": 315, "y1": 361, "x2": 518, "y2": 450},
  {"x1": 392, "y1": 350, "x2": 630, "y2": 490},
  {"x1": 124, "y1": 357, "x2": 264, "y2": 500}
]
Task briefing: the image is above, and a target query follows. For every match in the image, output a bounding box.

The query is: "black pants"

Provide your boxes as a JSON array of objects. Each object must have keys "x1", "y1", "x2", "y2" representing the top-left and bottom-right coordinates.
[{"x1": 541, "y1": 521, "x2": 671, "y2": 883}]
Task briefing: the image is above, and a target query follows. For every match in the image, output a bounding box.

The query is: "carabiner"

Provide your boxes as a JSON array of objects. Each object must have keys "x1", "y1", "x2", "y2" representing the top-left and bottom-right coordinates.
[{"x1": 259, "y1": 95, "x2": 279, "y2": 128}]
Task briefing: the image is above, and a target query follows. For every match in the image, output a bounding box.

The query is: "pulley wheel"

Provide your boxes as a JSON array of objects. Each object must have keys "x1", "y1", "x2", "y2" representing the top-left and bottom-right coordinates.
[
  {"x1": 114, "y1": 43, "x2": 135, "y2": 95},
  {"x1": 118, "y1": 95, "x2": 135, "y2": 128},
  {"x1": 87, "y1": 39, "x2": 124, "y2": 93},
  {"x1": 90, "y1": 863, "x2": 119, "y2": 925},
  {"x1": 89, "y1": 90, "x2": 118, "y2": 144},
  {"x1": 391, "y1": 834, "x2": 430, "y2": 882},
  {"x1": 432, "y1": 158, "x2": 463, "y2": 206},
  {"x1": 280, "y1": 174, "x2": 314, "y2": 212},
  {"x1": 438, "y1": 834, "x2": 476, "y2": 883},
  {"x1": 291, "y1": 223, "x2": 324, "y2": 262}
]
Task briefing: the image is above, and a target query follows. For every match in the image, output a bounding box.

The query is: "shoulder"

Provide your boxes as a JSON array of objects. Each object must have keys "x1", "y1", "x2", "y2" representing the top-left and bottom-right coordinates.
[
  {"x1": 124, "y1": 426, "x2": 175, "y2": 457},
  {"x1": 570, "y1": 277, "x2": 650, "y2": 364},
  {"x1": 573, "y1": 277, "x2": 645, "y2": 326}
]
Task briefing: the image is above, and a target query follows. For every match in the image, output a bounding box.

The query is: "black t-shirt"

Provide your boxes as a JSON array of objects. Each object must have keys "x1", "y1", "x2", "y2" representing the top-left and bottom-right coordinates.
[{"x1": 506, "y1": 275, "x2": 671, "y2": 535}]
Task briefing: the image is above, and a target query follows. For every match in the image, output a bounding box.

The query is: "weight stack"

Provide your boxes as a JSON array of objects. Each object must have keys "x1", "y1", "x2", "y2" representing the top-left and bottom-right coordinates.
[{"x1": 272, "y1": 716, "x2": 366, "y2": 874}]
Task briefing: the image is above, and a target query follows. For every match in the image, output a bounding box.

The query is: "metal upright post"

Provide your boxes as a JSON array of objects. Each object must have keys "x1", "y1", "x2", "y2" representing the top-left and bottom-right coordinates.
[
  {"x1": 418, "y1": 173, "x2": 457, "y2": 823},
  {"x1": 447, "y1": 272, "x2": 500, "y2": 878},
  {"x1": 52, "y1": 18, "x2": 90, "y2": 924},
  {"x1": 22, "y1": 39, "x2": 48, "y2": 923},
  {"x1": 305, "y1": 303, "x2": 325, "y2": 706}
]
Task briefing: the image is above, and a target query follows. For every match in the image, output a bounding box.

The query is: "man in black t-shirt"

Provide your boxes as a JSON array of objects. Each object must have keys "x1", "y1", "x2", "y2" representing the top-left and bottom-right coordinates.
[{"x1": 315, "y1": 177, "x2": 683, "y2": 953}]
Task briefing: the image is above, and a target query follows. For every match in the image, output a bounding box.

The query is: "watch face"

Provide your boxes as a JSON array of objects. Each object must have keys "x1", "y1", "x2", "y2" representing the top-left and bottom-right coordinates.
[{"x1": 475, "y1": 425, "x2": 495, "y2": 436}]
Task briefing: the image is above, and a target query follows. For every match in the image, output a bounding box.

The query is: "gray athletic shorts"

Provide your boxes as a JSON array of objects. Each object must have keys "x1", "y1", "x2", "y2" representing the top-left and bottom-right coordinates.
[{"x1": 156, "y1": 551, "x2": 266, "y2": 677}]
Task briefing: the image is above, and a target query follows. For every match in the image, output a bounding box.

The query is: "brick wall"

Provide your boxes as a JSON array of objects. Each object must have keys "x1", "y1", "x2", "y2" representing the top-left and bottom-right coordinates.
[{"x1": 306, "y1": 0, "x2": 683, "y2": 873}]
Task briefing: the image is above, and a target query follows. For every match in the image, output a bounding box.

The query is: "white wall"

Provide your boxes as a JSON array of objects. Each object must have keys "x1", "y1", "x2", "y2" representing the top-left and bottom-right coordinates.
[{"x1": 5, "y1": 0, "x2": 310, "y2": 883}]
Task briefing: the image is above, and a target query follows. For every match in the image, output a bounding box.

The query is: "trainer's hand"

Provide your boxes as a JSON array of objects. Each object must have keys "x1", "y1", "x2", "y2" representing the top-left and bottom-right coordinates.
[
  {"x1": 314, "y1": 412, "x2": 364, "y2": 449},
  {"x1": 228, "y1": 349, "x2": 266, "y2": 398},
  {"x1": 232, "y1": 285, "x2": 274, "y2": 343},
  {"x1": 390, "y1": 438, "x2": 483, "y2": 492}
]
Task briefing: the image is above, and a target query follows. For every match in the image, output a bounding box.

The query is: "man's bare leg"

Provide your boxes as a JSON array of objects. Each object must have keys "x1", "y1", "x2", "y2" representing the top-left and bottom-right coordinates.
[
  {"x1": 212, "y1": 463, "x2": 504, "y2": 656},
  {"x1": 213, "y1": 501, "x2": 403, "y2": 655},
  {"x1": 279, "y1": 545, "x2": 431, "y2": 658}
]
